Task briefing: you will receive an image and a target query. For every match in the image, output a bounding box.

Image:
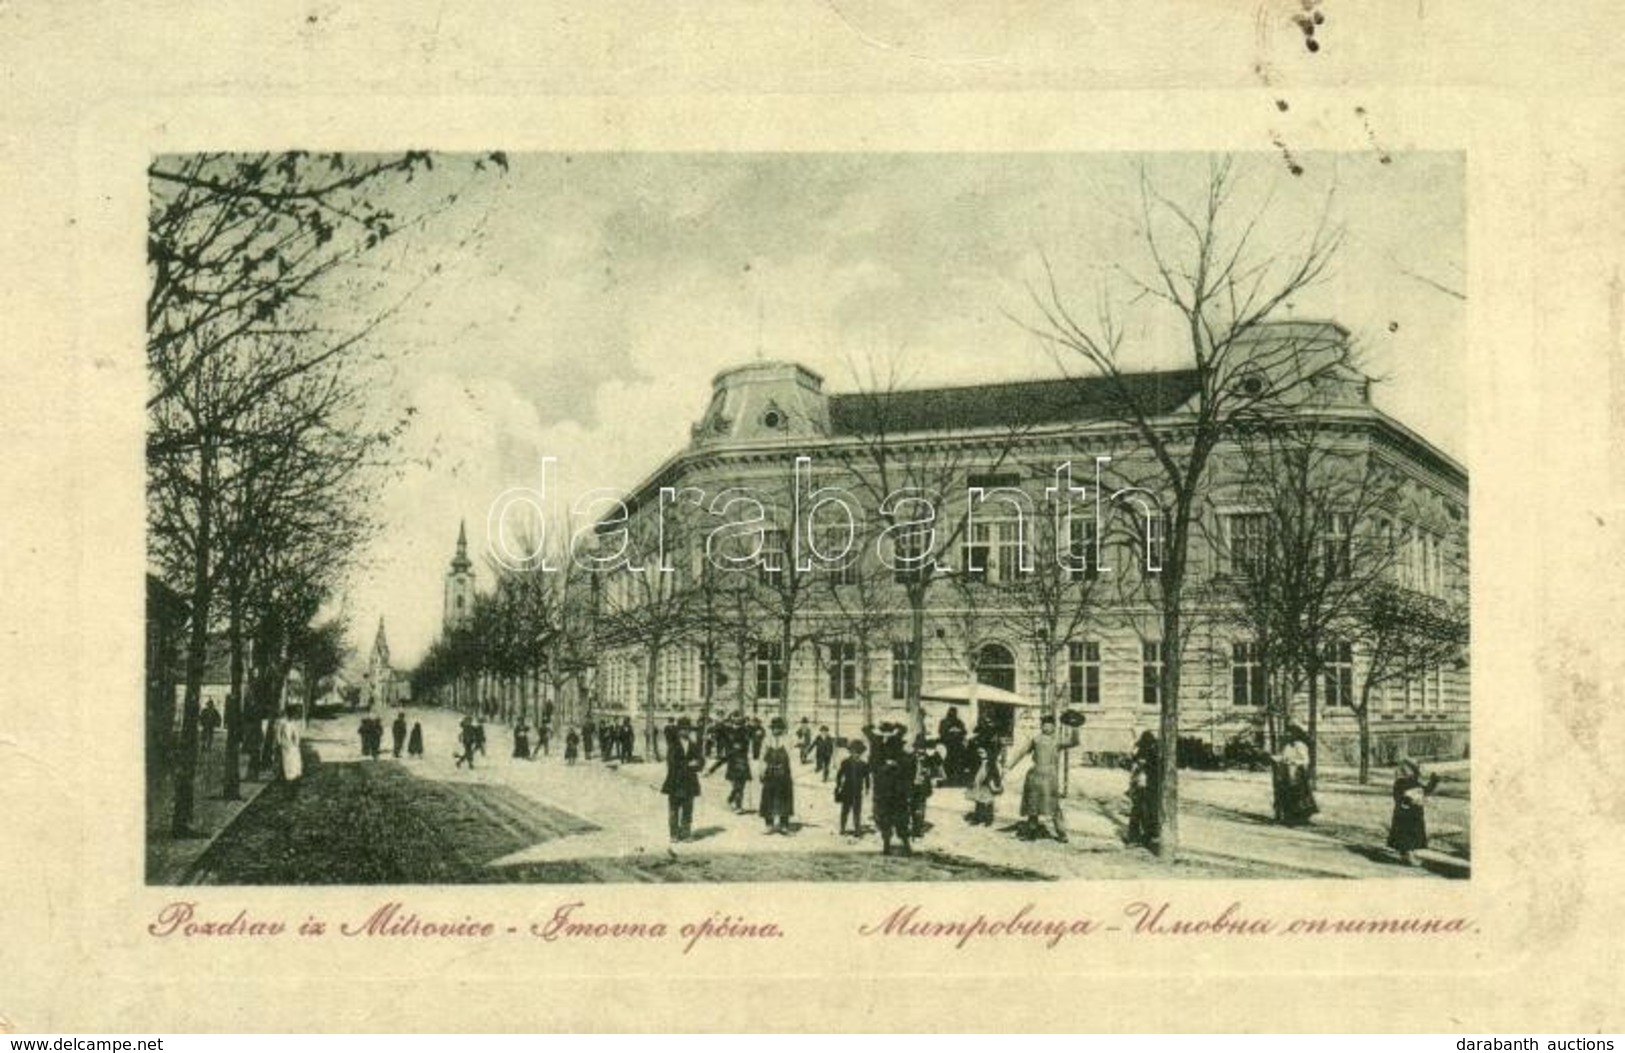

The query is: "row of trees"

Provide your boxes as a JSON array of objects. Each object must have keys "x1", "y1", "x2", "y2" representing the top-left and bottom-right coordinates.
[{"x1": 147, "y1": 152, "x2": 501, "y2": 835}]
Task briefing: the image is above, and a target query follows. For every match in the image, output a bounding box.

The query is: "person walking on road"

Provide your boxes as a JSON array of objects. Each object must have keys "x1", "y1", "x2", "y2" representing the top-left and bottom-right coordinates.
[
  {"x1": 813, "y1": 725, "x2": 835, "y2": 782},
  {"x1": 200, "y1": 700, "x2": 222, "y2": 751},
  {"x1": 662, "y1": 718, "x2": 704, "y2": 842},
  {"x1": 1125, "y1": 730, "x2": 1160, "y2": 848},
  {"x1": 407, "y1": 721, "x2": 424, "y2": 759},
  {"x1": 391, "y1": 712, "x2": 408, "y2": 758},
  {"x1": 273, "y1": 712, "x2": 303, "y2": 787},
  {"x1": 759, "y1": 717, "x2": 796, "y2": 834},
  {"x1": 869, "y1": 722, "x2": 916, "y2": 856},
  {"x1": 1386, "y1": 759, "x2": 1441, "y2": 866},
  {"x1": 1272, "y1": 725, "x2": 1317, "y2": 826},
  {"x1": 455, "y1": 716, "x2": 478, "y2": 769}
]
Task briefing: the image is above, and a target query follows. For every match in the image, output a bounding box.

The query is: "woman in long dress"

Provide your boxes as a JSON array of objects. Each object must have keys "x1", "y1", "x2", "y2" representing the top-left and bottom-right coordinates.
[
  {"x1": 964, "y1": 744, "x2": 1002, "y2": 826},
  {"x1": 758, "y1": 717, "x2": 796, "y2": 834},
  {"x1": 275, "y1": 714, "x2": 303, "y2": 784},
  {"x1": 1387, "y1": 760, "x2": 1440, "y2": 865},
  {"x1": 1273, "y1": 727, "x2": 1318, "y2": 826},
  {"x1": 1125, "y1": 730, "x2": 1161, "y2": 848}
]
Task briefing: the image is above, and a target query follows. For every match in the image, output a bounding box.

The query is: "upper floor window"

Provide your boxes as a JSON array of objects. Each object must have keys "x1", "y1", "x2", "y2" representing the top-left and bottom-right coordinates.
[
  {"x1": 1066, "y1": 518, "x2": 1099, "y2": 583},
  {"x1": 759, "y1": 527, "x2": 787, "y2": 587},
  {"x1": 1226, "y1": 512, "x2": 1267, "y2": 577},
  {"x1": 1323, "y1": 511, "x2": 1353, "y2": 580}
]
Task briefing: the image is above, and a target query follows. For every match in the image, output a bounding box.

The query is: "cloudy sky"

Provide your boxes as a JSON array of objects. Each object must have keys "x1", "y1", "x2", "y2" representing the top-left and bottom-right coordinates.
[{"x1": 334, "y1": 151, "x2": 1465, "y2": 667}]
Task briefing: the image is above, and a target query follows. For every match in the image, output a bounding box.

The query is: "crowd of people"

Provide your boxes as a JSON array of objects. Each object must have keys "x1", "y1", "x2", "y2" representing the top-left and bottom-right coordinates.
[{"x1": 305, "y1": 697, "x2": 1446, "y2": 869}]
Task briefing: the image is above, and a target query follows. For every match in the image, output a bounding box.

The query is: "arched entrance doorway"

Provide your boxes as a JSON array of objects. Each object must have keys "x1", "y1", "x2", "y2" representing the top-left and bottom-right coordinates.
[{"x1": 975, "y1": 642, "x2": 1018, "y2": 739}]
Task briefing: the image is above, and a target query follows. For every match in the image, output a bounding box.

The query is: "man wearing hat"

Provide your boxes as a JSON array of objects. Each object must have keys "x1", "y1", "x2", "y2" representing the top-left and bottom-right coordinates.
[
  {"x1": 758, "y1": 716, "x2": 796, "y2": 834},
  {"x1": 661, "y1": 717, "x2": 704, "y2": 843},
  {"x1": 870, "y1": 722, "x2": 916, "y2": 856},
  {"x1": 833, "y1": 737, "x2": 870, "y2": 836}
]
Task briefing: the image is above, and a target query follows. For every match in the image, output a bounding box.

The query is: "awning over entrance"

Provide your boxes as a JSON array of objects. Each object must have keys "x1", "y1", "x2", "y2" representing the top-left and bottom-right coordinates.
[{"x1": 919, "y1": 681, "x2": 1043, "y2": 707}]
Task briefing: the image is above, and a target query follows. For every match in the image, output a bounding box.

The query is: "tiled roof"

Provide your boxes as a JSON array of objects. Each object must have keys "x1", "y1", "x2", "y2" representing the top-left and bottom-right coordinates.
[{"x1": 825, "y1": 370, "x2": 1202, "y2": 437}]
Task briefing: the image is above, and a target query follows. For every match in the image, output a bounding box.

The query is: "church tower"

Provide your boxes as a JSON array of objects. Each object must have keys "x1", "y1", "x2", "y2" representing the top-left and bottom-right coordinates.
[
  {"x1": 366, "y1": 616, "x2": 394, "y2": 707},
  {"x1": 443, "y1": 520, "x2": 476, "y2": 633}
]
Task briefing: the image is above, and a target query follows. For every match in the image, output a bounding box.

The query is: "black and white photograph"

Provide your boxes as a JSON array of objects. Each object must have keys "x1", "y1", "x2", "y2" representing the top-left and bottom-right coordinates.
[{"x1": 144, "y1": 150, "x2": 1469, "y2": 886}]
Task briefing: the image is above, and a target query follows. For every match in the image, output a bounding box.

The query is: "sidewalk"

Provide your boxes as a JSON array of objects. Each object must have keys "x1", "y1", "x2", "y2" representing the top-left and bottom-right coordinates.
[{"x1": 144, "y1": 734, "x2": 277, "y2": 884}]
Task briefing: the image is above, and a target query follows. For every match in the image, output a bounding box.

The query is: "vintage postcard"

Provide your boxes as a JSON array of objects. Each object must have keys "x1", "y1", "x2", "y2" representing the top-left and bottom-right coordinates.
[{"x1": 2, "y1": 0, "x2": 1623, "y2": 1035}]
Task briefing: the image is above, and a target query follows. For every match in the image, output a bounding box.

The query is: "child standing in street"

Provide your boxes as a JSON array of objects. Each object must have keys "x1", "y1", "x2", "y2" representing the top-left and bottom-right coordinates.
[{"x1": 834, "y1": 739, "x2": 870, "y2": 837}]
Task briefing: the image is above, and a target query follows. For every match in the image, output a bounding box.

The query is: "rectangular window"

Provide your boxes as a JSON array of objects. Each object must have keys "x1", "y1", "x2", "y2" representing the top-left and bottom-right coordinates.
[
  {"x1": 892, "y1": 531, "x2": 926, "y2": 585},
  {"x1": 1227, "y1": 512, "x2": 1267, "y2": 576},
  {"x1": 818, "y1": 530, "x2": 862, "y2": 586},
  {"x1": 1142, "y1": 640, "x2": 1166, "y2": 708},
  {"x1": 961, "y1": 522, "x2": 992, "y2": 583},
  {"x1": 1067, "y1": 518, "x2": 1099, "y2": 583},
  {"x1": 1324, "y1": 640, "x2": 1354, "y2": 707},
  {"x1": 754, "y1": 641, "x2": 784, "y2": 701},
  {"x1": 826, "y1": 640, "x2": 857, "y2": 702},
  {"x1": 1323, "y1": 512, "x2": 1352, "y2": 580},
  {"x1": 759, "y1": 528, "x2": 787, "y2": 587},
  {"x1": 890, "y1": 641, "x2": 918, "y2": 701},
  {"x1": 1068, "y1": 640, "x2": 1101, "y2": 705},
  {"x1": 1232, "y1": 641, "x2": 1266, "y2": 707},
  {"x1": 1143, "y1": 514, "x2": 1166, "y2": 573},
  {"x1": 994, "y1": 521, "x2": 1027, "y2": 581}
]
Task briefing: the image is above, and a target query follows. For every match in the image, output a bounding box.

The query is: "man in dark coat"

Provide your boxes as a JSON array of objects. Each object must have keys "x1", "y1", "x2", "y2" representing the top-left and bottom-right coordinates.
[
  {"x1": 834, "y1": 739, "x2": 870, "y2": 836},
  {"x1": 661, "y1": 718, "x2": 703, "y2": 842},
  {"x1": 581, "y1": 717, "x2": 597, "y2": 760},
  {"x1": 795, "y1": 717, "x2": 813, "y2": 764},
  {"x1": 937, "y1": 706, "x2": 968, "y2": 783},
  {"x1": 455, "y1": 716, "x2": 477, "y2": 769},
  {"x1": 813, "y1": 725, "x2": 836, "y2": 782},
  {"x1": 911, "y1": 736, "x2": 944, "y2": 839},
  {"x1": 869, "y1": 723, "x2": 916, "y2": 856},
  {"x1": 391, "y1": 712, "x2": 408, "y2": 758},
  {"x1": 199, "y1": 700, "x2": 222, "y2": 751},
  {"x1": 758, "y1": 716, "x2": 796, "y2": 834}
]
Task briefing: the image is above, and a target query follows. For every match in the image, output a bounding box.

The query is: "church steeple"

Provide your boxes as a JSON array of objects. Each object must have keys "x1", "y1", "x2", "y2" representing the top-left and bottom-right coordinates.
[
  {"x1": 443, "y1": 520, "x2": 476, "y2": 633},
  {"x1": 450, "y1": 519, "x2": 472, "y2": 573},
  {"x1": 371, "y1": 616, "x2": 390, "y2": 666}
]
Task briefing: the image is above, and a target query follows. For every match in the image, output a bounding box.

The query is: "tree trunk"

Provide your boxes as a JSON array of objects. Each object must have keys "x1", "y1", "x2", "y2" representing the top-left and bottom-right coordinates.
[
  {"x1": 1154, "y1": 600, "x2": 1182, "y2": 861},
  {"x1": 907, "y1": 587, "x2": 927, "y2": 737},
  {"x1": 1356, "y1": 679, "x2": 1375, "y2": 785},
  {"x1": 221, "y1": 591, "x2": 245, "y2": 801},
  {"x1": 1306, "y1": 670, "x2": 1321, "y2": 790},
  {"x1": 644, "y1": 646, "x2": 662, "y2": 762},
  {"x1": 171, "y1": 442, "x2": 213, "y2": 837}
]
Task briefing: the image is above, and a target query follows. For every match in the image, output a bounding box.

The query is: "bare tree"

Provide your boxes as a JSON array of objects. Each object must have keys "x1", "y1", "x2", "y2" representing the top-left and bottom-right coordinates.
[
  {"x1": 1346, "y1": 571, "x2": 1468, "y2": 784},
  {"x1": 1014, "y1": 157, "x2": 1347, "y2": 859},
  {"x1": 1213, "y1": 417, "x2": 1401, "y2": 786},
  {"x1": 831, "y1": 351, "x2": 1031, "y2": 737}
]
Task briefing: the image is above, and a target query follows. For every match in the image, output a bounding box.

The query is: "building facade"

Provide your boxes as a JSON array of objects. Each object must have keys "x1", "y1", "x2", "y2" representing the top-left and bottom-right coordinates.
[{"x1": 586, "y1": 321, "x2": 1468, "y2": 763}]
